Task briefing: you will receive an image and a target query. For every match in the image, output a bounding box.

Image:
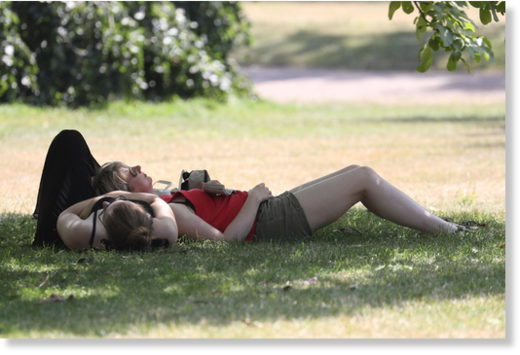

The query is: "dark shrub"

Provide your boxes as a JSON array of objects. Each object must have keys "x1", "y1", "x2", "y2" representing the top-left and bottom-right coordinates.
[{"x1": 0, "y1": 1, "x2": 251, "y2": 107}]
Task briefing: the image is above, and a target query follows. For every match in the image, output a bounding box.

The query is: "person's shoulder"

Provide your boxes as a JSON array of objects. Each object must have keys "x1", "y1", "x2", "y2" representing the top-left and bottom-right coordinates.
[{"x1": 57, "y1": 213, "x2": 94, "y2": 250}]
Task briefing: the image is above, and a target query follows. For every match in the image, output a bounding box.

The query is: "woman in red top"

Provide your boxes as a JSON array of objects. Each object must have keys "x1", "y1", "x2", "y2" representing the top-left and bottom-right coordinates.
[{"x1": 93, "y1": 162, "x2": 468, "y2": 243}]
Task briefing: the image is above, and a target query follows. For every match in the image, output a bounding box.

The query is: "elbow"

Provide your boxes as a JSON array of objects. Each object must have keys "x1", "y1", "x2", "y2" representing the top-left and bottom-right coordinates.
[
  {"x1": 222, "y1": 231, "x2": 244, "y2": 242},
  {"x1": 169, "y1": 228, "x2": 179, "y2": 245},
  {"x1": 155, "y1": 220, "x2": 178, "y2": 246}
]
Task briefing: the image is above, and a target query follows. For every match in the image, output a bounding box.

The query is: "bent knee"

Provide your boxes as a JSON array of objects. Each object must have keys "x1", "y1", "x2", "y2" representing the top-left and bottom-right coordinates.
[
  {"x1": 356, "y1": 166, "x2": 380, "y2": 184},
  {"x1": 56, "y1": 129, "x2": 82, "y2": 139}
]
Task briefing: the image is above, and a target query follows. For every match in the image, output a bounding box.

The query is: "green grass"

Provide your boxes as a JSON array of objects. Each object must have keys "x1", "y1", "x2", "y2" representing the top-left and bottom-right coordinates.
[
  {"x1": 0, "y1": 98, "x2": 505, "y2": 139},
  {"x1": 0, "y1": 98, "x2": 506, "y2": 337},
  {"x1": 0, "y1": 209, "x2": 505, "y2": 338},
  {"x1": 233, "y1": 2, "x2": 505, "y2": 71}
]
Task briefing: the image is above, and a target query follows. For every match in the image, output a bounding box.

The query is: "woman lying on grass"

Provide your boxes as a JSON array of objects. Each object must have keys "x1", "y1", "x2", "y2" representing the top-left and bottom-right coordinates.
[
  {"x1": 34, "y1": 130, "x2": 468, "y2": 251},
  {"x1": 56, "y1": 191, "x2": 178, "y2": 250},
  {"x1": 95, "y1": 161, "x2": 469, "y2": 244}
]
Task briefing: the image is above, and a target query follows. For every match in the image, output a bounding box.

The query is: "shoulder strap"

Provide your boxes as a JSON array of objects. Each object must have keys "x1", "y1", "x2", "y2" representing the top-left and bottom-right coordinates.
[{"x1": 89, "y1": 209, "x2": 98, "y2": 248}]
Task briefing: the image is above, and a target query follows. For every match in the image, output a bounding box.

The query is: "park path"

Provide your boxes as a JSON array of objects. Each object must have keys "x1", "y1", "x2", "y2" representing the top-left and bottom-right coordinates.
[{"x1": 239, "y1": 66, "x2": 505, "y2": 105}]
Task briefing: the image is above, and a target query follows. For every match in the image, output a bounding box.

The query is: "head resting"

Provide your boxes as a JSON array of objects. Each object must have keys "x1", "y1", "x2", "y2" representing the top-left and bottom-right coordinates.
[
  {"x1": 92, "y1": 161, "x2": 129, "y2": 194},
  {"x1": 102, "y1": 200, "x2": 152, "y2": 251}
]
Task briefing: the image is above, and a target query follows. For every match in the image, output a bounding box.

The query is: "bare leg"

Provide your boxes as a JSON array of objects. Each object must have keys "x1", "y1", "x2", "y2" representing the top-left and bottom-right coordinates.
[
  {"x1": 291, "y1": 165, "x2": 458, "y2": 234},
  {"x1": 290, "y1": 164, "x2": 361, "y2": 194}
]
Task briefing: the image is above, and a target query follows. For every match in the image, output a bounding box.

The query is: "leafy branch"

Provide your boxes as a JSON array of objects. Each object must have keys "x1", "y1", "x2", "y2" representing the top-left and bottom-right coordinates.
[{"x1": 388, "y1": 1, "x2": 505, "y2": 72}]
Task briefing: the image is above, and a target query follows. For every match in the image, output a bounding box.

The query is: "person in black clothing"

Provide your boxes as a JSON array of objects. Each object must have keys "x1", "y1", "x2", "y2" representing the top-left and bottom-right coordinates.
[{"x1": 33, "y1": 130, "x2": 100, "y2": 248}]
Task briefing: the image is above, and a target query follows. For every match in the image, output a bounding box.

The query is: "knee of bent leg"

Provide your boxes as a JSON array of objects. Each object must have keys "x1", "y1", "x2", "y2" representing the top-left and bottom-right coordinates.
[
  {"x1": 57, "y1": 129, "x2": 81, "y2": 139},
  {"x1": 357, "y1": 166, "x2": 380, "y2": 185},
  {"x1": 54, "y1": 129, "x2": 83, "y2": 145},
  {"x1": 345, "y1": 164, "x2": 361, "y2": 171}
]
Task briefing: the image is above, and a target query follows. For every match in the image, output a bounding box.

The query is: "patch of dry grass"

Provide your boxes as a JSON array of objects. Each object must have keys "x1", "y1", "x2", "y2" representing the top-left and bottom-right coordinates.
[
  {"x1": 0, "y1": 101, "x2": 505, "y2": 219},
  {"x1": 122, "y1": 295, "x2": 504, "y2": 338}
]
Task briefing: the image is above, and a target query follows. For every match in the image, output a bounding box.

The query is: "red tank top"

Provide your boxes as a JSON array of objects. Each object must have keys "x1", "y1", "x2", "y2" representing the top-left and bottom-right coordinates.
[{"x1": 160, "y1": 189, "x2": 255, "y2": 241}]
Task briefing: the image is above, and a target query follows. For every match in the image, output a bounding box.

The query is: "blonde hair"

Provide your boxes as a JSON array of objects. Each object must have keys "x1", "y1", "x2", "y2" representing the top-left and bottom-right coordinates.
[
  {"x1": 102, "y1": 202, "x2": 152, "y2": 251},
  {"x1": 92, "y1": 161, "x2": 129, "y2": 194}
]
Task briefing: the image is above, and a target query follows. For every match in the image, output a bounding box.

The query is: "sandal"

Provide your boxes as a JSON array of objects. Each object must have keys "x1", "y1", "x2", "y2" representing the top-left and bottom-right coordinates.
[{"x1": 456, "y1": 220, "x2": 486, "y2": 232}]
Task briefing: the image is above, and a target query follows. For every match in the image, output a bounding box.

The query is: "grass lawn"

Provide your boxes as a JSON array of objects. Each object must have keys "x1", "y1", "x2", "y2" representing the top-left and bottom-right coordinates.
[
  {"x1": 0, "y1": 98, "x2": 505, "y2": 338},
  {"x1": 233, "y1": 2, "x2": 505, "y2": 71}
]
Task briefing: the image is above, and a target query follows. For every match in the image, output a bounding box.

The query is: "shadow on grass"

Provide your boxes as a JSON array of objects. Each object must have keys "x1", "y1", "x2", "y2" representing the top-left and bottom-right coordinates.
[
  {"x1": 0, "y1": 210, "x2": 505, "y2": 337},
  {"x1": 246, "y1": 30, "x2": 419, "y2": 70},
  {"x1": 243, "y1": 29, "x2": 504, "y2": 72},
  {"x1": 369, "y1": 115, "x2": 505, "y2": 124}
]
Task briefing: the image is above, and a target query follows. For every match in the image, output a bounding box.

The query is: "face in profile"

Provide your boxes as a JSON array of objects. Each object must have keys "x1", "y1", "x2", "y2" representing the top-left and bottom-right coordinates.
[{"x1": 118, "y1": 164, "x2": 153, "y2": 193}]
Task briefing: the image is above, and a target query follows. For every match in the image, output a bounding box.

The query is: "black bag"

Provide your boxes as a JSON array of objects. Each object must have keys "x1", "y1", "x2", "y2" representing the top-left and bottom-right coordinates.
[{"x1": 152, "y1": 169, "x2": 231, "y2": 195}]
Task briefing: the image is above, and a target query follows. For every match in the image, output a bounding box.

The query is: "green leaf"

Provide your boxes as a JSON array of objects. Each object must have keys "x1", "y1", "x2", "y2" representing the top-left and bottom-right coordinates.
[
  {"x1": 419, "y1": 3, "x2": 433, "y2": 12},
  {"x1": 415, "y1": 16, "x2": 428, "y2": 39},
  {"x1": 388, "y1": 2, "x2": 401, "y2": 20},
  {"x1": 482, "y1": 36, "x2": 493, "y2": 50},
  {"x1": 402, "y1": 1, "x2": 414, "y2": 14},
  {"x1": 447, "y1": 52, "x2": 461, "y2": 71},
  {"x1": 497, "y1": 2, "x2": 506, "y2": 14},
  {"x1": 479, "y1": 8, "x2": 492, "y2": 24},
  {"x1": 463, "y1": 20, "x2": 476, "y2": 32},
  {"x1": 473, "y1": 51, "x2": 482, "y2": 63},
  {"x1": 468, "y1": 46, "x2": 481, "y2": 63},
  {"x1": 417, "y1": 44, "x2": 433, "y2": 72},
  {"x1": 483, "y1": 50, "x2": 491, "y2": 62},
  {"x1": 469, "y1": 2, "x2": 484, "y2": 8},
  {"x1": 453, "y1": 38, "x2": 465, "y2": 51},
  {"x1": 428, "y1": 35, "x2": 441, "y2": 51},
  {"x1": 437, "y1": 26, "x2": 454, "y2": 47}
]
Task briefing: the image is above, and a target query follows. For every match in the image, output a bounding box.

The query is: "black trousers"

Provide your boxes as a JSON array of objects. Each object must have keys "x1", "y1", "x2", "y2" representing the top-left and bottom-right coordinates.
[{"x1": 33, "y1": 130, "x2": 100, "y2": 248}]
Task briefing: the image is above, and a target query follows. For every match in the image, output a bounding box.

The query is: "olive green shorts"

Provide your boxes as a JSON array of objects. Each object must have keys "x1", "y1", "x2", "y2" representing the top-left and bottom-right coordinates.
[{"x1": 254, "y1": 191, "x2": 313, "y2": 242}]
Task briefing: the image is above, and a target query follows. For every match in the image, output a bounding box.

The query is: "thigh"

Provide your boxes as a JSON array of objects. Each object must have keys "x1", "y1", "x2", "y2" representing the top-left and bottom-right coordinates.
[
  {"x1": 291, "y1": 166, "x2": 366, "y2": 231},
  {"x1": 289, "y1": 164, "x2": 360, "y2": 194}
]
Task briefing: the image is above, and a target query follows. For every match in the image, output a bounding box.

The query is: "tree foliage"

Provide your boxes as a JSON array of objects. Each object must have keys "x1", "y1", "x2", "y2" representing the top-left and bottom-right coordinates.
[
  {"x1": 0, "y1": 1, "x2": 251, "y2": 107},
  {"x1": 388, "y1": 1, "x2": 505, "y2": 72}
]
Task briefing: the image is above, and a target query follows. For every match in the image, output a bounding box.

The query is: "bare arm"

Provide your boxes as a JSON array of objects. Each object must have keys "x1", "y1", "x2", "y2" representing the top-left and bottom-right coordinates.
[
  {"x1": 107, "y1": 191, "x2": 179, "y2": 243},
  {"x1": 57, "y1": 196, "x2": 102, "y2": 250},
  {"x1": 57, "y1": 191, "x2": 133, "y2": 249},
  {"x1": 149, "y1": 197, "x2": 178, "y2": 245},
  {"x1": 220, "y1": 192, "x2": 264, "y2": 241},
  {"x1": 57, "y1": 191, "x2": 177, "y2": 250},
  {"x1": 202, "y1": 180, "x2": 226, "y2": 195},
  {"x1": 74, "y1": 190, "x2": 153, "y2": 219}
]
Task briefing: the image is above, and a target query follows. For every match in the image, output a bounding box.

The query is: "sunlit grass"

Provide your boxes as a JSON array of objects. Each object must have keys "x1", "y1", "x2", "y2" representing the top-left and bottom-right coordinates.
[{"x1": 0, "y1": 99, "x2": 505, "y2": 214}]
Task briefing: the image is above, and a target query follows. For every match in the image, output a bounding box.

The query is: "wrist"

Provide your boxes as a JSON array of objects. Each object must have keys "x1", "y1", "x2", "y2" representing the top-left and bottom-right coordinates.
[{"x1": 247, "y1": 193, "x2": 263, "y2": 206}]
